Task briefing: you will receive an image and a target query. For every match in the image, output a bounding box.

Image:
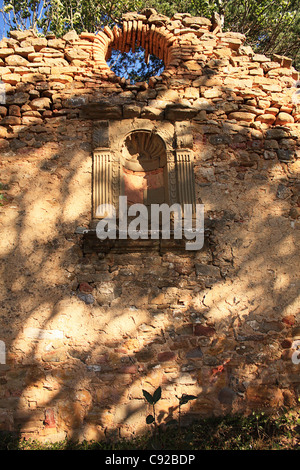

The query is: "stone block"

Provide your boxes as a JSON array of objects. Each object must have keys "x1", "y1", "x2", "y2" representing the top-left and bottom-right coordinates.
[
  {"x1": 255, "y1": 114, "x2": 276, "y2": 124},
  {"x1": 141, "y1": 106, "x2": 164, "y2": 119},
  {"x1": 2, "y1": 73, "x2": 21, "y2": 85},
  {"x1": 92, "y1": 120, "x2": 109, "y2": 148},
  {"x1": 195, "y1": 263, "x2": 220, "y2": 277},
  {"x1": 203, "y1": 87, "x2": 222, "y2": 99},
  {"x1": 0, "y1": 48, "x2": 14, "y2": 58},
  {"x1": 194, "y1": 324, "x2": 216, "y2": 337},
  {"x1": 30, "y1": 97, "x2": 51, "y2": 110},
  {"x1": 175, "y1": 121, "x2": 193, "y2": 148},
  {"x1": 227, "y1": 111, "x2": 256, "y2": 122},
  {"x1": 218, "y1": 387, "x2": 236, "y2": 404},
  {"x1": 157, "y1": 351, "x2": 177, "y2": 362},
  {"x1": 5, "y1": 54, "x2": 29, "y2": 66},
  {"x1": 272, "y1": 54, "x2": 293, "y2": 68},
  {"x1": 276, "y1": 148, "x2": 295, "y2": 162},
  {"x1": 123, "y1": 104, "x2": 141, "y2": 118},
  {"x1": 275, "y1": 112, "x2": 294, "y2": 125},
  {"x1": 165, "y1": 106, "x2": 197, "y2": 120}
]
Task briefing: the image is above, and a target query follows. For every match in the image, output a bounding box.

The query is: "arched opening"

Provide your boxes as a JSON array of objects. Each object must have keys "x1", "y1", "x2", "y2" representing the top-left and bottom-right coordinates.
[
  {"x1": 121, "y1": 130, "x2": 168, "y2": 206},
  {"x1": 92, "y1": 20, "x2": 178, "y2": 79},
  {"x1": 107, "y1": 47, "x2": 164, "y2": 83}
]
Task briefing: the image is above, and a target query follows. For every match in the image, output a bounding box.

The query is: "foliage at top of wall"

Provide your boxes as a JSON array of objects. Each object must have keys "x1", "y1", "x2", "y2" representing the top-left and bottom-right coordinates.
[{"x1": 0, "y1": 0, "x2": 299, "y2": 71}]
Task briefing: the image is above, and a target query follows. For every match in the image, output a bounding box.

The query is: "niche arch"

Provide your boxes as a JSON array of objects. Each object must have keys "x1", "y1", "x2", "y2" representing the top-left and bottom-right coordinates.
[
  {"x1": 120, "y1": 130, "x2": 168, "y2": 206},
  {"x1": 92, "y1": 121, "x2": 196, "y2": 219}
]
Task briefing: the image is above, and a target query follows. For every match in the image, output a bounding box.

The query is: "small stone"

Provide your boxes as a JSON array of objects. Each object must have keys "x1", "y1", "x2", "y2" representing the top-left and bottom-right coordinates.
[
  {"x1": 289, "y1": 207, "x2": 300, "y2": 219},
  {"x1": 203, "y1": 88, "x2": 222, "y2": 99},
  {"x1": 193, "y1": 76, "x2": 222, "y2": 87},
  {"x1": 186, "y1": 348, "x2": 203, "y2": 358},
  {"x1": 184, "y1": 60, "x2": 203, "y2": 71},
  {"x1": 22, "y1": 116, "x2": 43, "y2": 125},
  {"x1": 123, "y1": 104, "x2": 141, "y2": 118},
  {"x1": 6, "y1": 92, "x2": 29, "y2": 105},
  {"x1": 275, "y1": 112, "x2": 294, "y2": 125},
  {"x1": 266, "y1": 128, "x2": 290, "y2": 139},
  {"x1": 77, "y1": 292, "x2": 95, "y2": 304},
  {"x1": 21, "y1": 72, "x2": 45, "y2": 83},
  {"x1": 184, "y1": 87, "x2": 200, "y2": 99},
  {"x1": 227, "y1": 111, "x2": 256, "y2": 122},
  {"x1": 79, "y1": 282, "x2": 93, "y2": 293},
  {"x1": 2, "y1": 73, "x2": 21, "y2": 85},
  {"x1": 9, "y1": 30, "x2": 33, "y2": 41},
  {"x1": 182, "y1": 16, "x2": 212, "y2": 27},
  {"x1": 276, "y1": 149, "x2": 295, "y2": 162},
  {"x1": 0, "y1": 115, "x2": 21, "y2": 125},
  {"x1": 30, "y1": 97, "x2": 51, "y2": 110},
  {"x1": 281, "y1": 339, "x2": 292, "y2": 349},
  {"x1": 8, "y1": 105, "x2": 21, "y2": 117},
  {"x1": 255, "y1": 114, "x2": 276, "y2": 124},
  {"x1": 0, "y1": 126, "x2": 7, "y2": 137},
  {"x1": 0, "y1": 138, "x2": 9, "y2": 149},
  {"x1": 218, "y1": 387, "x2": 236, "y2": 404},
  {"x1": 276, "y1": 183, "x2": 291, "y2": 200},
  {"x1": 252, "y1": 54, "x2": 270, "y2": 63},
  {"x1": 5, "y1": 54, "x2": 29, "y2": 66},
  {"x1": 29, "y1": 37, "x2": 48, "y2": 51},
  {"x1": 272, "y1": 54, "x2": 293, "y2": 68},
  {"x1": 62, "y1": 30, "x2": 79, "y2": 42},
  {"x1": 259, "y1": 321, "x2": 284, "y2": 333},
  {"x1": 65, "y1": 47, "x2": 90, "y2": 61},
  {"x1": 0, "y1": 48, "x2": 14, "y2": 58}
]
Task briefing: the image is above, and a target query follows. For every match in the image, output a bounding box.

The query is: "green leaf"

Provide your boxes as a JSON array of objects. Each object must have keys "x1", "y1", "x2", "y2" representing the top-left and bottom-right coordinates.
[
  {"x1": 179, "y1": 394, "x2": 197, "y2": 405},
  {"x1": 146, "y1": 414, "x2": 155, "y2": 424},
  {"x1": 142, "y1": 389, "x2": 154, "y2": 404},
  {"x1": 152, "y1": 386, "x2": 161, "y2": 404}
]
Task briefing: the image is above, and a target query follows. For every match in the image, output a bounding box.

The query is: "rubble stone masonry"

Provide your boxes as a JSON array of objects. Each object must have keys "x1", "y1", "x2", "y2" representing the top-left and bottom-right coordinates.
[{"x1": 0, "y1": 10, "x2": 299, "y2": 442}]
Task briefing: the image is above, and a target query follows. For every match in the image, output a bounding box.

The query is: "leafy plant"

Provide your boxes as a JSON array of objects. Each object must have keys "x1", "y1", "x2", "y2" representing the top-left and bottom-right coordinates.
[
  {"x1": 142, "y1": 386, "x2": 198, "y2": 435},
  {"x1": 142, "y1": 386, "x2": 161, "y2": 429},
  {"x1": 177, "y1": 394, "x2": 197, "y2": 431}
]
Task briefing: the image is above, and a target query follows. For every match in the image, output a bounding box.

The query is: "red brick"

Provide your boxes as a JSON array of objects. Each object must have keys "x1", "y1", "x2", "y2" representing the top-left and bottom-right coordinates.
[
  {"x1": 282, "y1": 315, "x2": 295, "y2": 326},
  {"x1": 44, "y1": 409, "x2": 56, "y2": 428},
  {"x1": 194, "y1": 324, "x2": 216, "y2": 337},
  {"x1": 79, "y1": 282, "x2": 93, "y2": 293},
  {"x1": 157, "y1": 351, "x2": 177, "y2": 362}
]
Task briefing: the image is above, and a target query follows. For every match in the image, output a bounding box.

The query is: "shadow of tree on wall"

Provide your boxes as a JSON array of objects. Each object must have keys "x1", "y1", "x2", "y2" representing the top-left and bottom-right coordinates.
[{"x1": 0, "y1": 68, "x2": 299, "y2": 444}]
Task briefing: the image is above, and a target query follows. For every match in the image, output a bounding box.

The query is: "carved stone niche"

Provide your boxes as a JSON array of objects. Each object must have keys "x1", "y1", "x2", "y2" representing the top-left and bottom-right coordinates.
[{"x1": 85, "y1": 119, "x2": 197, "y2": 252}]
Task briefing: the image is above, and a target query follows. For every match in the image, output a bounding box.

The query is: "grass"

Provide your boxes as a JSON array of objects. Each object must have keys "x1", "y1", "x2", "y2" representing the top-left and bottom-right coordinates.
[
  {"x1": 0, "y1": 407, "x2": 299, "y2": 451},
  {"x1": 0, "y1": 183, "x2": 4, "y2": 206}
]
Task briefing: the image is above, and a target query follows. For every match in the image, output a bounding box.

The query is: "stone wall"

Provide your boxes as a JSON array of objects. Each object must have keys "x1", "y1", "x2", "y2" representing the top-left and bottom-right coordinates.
[{"x1": 0, "y1": 10, "x2": 299, "y2": 443}]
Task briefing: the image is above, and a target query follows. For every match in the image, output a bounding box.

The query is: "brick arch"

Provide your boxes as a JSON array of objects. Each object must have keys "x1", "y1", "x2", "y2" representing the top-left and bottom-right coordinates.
[
  {"x1": 121, "y1": 130, "x2": 167, "y2": 170},
  {"x1": 92, "y1": 21, "x2": 179, "y2": 75},
  {"x1": 121, "y1": 130, "x2": 168, "y2": 206}
]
